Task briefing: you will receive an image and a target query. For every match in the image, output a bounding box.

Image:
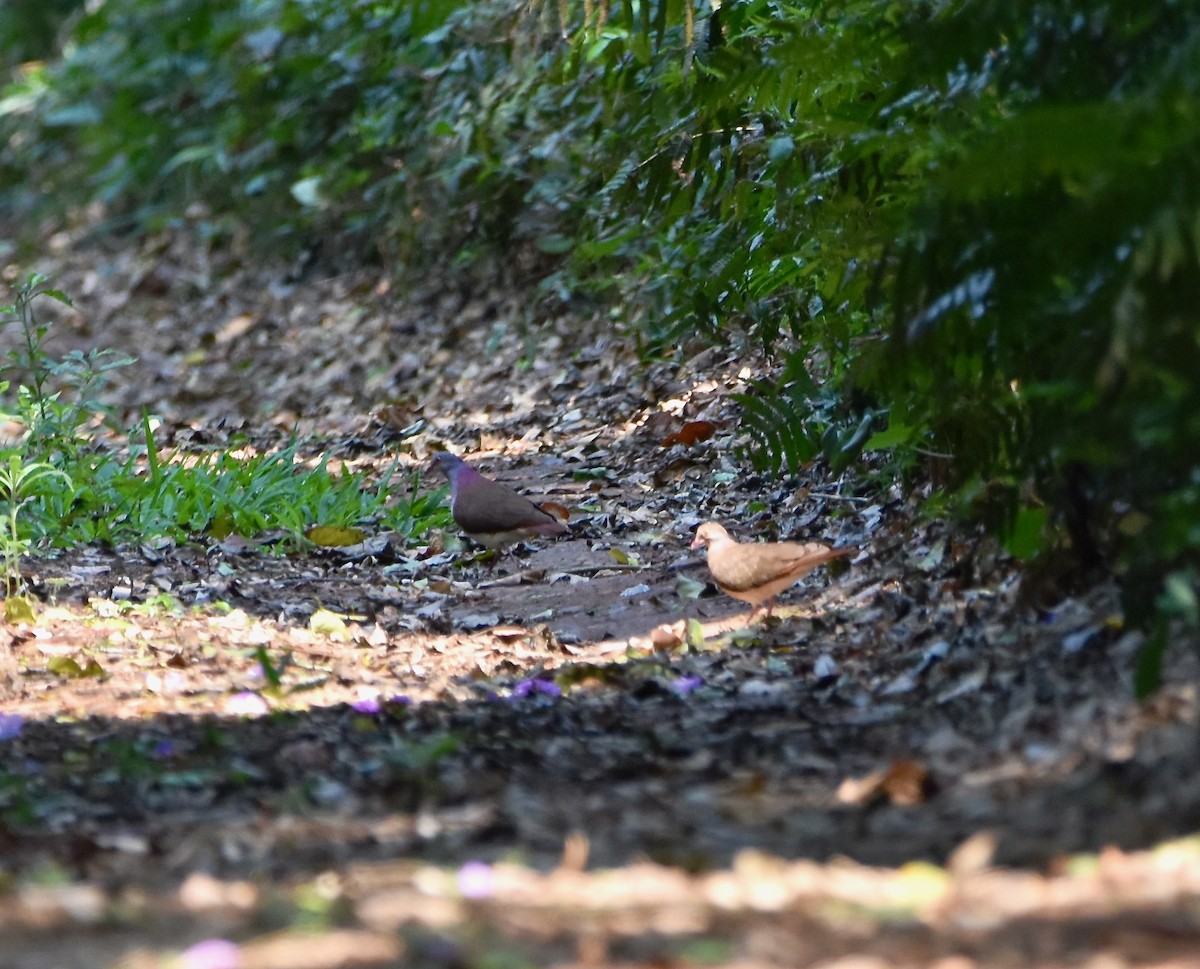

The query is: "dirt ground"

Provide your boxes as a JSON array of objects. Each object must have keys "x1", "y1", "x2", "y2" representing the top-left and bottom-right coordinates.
[{"x1": 1, "y1": 226, "x2": 1200, "y2": 968}]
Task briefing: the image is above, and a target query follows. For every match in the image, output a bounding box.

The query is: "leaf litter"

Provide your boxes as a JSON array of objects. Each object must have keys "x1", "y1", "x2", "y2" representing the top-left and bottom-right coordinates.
[{"x1": 0, "y1": 223, "x2": 1198, "y2": 966}]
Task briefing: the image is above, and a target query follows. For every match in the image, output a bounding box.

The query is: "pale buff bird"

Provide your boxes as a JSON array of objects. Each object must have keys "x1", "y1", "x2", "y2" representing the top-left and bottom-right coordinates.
[{"x1": 691, "y1": 521, "x2": 852, "y2": 617}]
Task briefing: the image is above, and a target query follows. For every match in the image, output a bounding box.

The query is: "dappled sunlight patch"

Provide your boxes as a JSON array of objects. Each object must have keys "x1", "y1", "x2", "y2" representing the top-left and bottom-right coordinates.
[
  {"x1": 180, "y1": 938, "x2": 240, "y2": 969},
  {"x1": 225, "y1": 691, "x2": 270, "y2": 717}
]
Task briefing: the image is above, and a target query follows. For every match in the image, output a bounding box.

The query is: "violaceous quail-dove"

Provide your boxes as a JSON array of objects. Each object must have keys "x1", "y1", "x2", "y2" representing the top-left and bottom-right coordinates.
[
  {"x1": 691, "y1": 521, "x2": 852, "y2": 617},
  {"x1": 431, "y1": 451, "x2": 569, "y2": 550}
]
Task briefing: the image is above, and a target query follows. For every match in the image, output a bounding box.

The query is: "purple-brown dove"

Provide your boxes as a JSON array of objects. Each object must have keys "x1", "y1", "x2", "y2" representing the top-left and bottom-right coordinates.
[
  {"x1": 432, "y1": 451, "x2": 569, "y2": 550},
  {"x1": 691, "y1": 521, "x2": 852, "y2": 617}
]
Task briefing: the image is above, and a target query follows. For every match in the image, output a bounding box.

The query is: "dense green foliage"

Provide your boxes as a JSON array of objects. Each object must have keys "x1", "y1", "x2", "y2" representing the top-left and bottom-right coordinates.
[
  {"x1": 0, "y1": 0, "x2": 80, "y2": 70},
  {"x1": 878, "y1": 2, "x2": 1200, "y2": 684},
  {"x1": 0, "y1": 0, "x2": 1197, "y2": 676},
  {"x1": 0, "y1": 0, "x2": 555, "y2": 256}
]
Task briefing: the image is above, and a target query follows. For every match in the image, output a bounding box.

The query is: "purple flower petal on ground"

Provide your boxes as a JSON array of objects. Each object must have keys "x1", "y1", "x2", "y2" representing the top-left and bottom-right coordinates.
[
  {"x1": 0, "y1": 713, "x2": 24, "y2": 740},
  {"x1": 351, "y1": 697, "x2": 382, "y2": 715},
  {"x1": 668, "y1": 675, "x2": 704, "y2": 697},
  {"x1": 225, "y1": 692, "x2": 269, "y2": 717},
  {"x1": 512, "y1": 678, "x2": 562, "y2": 699},
  {"x1": 388, "y1": 694, "x2": 412, "y2": 707},
  {"x1": 153, "y1": 740, "x2": 176, "y2": 759},
  {"x1": 456, "y1": 860, "x2": 494, "y2": 899},
  {"x1": 181, "y1": 938, "x2": 241, "y2": 969}
]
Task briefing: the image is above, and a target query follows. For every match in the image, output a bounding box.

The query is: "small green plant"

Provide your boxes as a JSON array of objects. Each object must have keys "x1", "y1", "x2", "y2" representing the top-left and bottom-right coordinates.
[
  {"x1": 0, "y1": 274, "x2": 134, "y2": 466},
  {"x1": 0, "y1": 451, "x2": 71, "y2": 599},
  {"x1": 252, "y1": 643, "x2": 289, "y2": 694},
  {"x1": 0, "y1": 767, "x2": 36, "y2": 827}
]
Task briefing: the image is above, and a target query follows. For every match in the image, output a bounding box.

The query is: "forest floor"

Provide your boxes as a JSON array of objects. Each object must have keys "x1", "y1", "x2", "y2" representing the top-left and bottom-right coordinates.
[{"x1": 1, "y1": 226, "x2": 1200, "y2": 968}]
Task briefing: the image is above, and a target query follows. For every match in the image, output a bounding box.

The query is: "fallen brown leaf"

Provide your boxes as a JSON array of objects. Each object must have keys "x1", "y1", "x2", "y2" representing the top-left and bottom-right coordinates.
[{"x1": 662, "y1": 420, "x2": 718, "y2": 448}]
